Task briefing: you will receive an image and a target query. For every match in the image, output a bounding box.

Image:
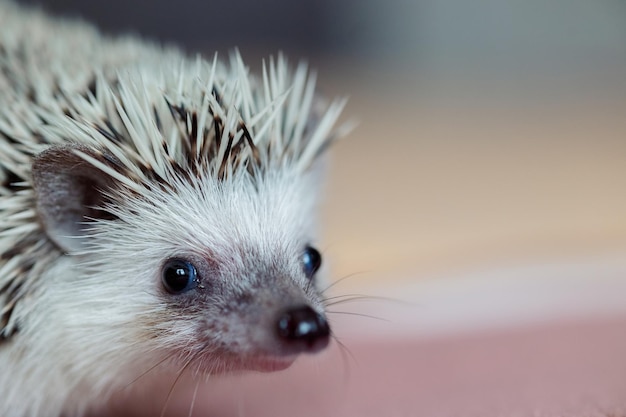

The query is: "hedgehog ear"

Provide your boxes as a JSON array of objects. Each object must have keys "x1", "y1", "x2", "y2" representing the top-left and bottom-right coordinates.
[{"x1": 32, "y1": 145, "x2": 117, "y2": 253}]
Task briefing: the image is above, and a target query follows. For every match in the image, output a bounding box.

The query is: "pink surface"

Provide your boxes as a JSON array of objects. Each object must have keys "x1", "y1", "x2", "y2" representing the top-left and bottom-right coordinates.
[{"x1": 110, "y1": 315, "x2": 626, "y2": 417}]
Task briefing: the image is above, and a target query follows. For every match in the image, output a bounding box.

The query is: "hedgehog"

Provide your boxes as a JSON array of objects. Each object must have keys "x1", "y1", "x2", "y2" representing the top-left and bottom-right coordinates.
[{"x1": 0, "y1": 2, "x2": 349, "y2": 416}]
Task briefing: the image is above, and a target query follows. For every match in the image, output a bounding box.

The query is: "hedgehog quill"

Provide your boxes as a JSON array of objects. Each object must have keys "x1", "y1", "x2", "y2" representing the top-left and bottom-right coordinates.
[{"x1": 0, "y1": 2, "x2": 349, "y2": 416}]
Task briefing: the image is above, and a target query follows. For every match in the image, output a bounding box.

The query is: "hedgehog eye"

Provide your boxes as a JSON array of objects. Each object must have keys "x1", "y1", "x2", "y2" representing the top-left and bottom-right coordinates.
[
  {"x1": 162, "y1": 259, "x2": 198, "y2": 294},
  {"x1": 302, "y1": 246, "x2": 322, "y2": 279}
]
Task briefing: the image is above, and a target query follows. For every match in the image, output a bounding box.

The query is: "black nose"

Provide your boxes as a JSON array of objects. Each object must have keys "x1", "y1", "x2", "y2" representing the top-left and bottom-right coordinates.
[{"x1": 276, "y1": 305, "x2": 330, "y2": 353}]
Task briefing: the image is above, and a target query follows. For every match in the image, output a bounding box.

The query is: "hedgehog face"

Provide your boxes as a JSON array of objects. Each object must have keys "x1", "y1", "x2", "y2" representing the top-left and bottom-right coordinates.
[
  {"x1": 32, "y1": 144, "x2": 331, "y2": 374},
  {"x1": 140, "y1": 169, "x2": 330, "y2": 373},
  {"x1": 152, "y1": 241, "x2": 330, "y2": 373}
]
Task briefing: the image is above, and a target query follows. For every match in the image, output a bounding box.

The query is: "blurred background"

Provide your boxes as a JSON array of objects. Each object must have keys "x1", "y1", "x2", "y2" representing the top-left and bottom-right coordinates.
[{"x1": 14, "y1": 1, "x2": 626, "y2": 415}]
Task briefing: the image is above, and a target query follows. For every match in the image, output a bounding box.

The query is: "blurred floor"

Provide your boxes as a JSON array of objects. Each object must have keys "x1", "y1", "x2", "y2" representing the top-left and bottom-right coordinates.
[{"x1": 111, "y1": 312, "x2": 626, "y2": 417}]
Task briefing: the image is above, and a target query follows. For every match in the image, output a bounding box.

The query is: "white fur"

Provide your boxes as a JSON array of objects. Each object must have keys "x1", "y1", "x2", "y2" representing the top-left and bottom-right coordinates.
[{"x1": 0, "y1": 2, "x2": 346, "y2": 416}]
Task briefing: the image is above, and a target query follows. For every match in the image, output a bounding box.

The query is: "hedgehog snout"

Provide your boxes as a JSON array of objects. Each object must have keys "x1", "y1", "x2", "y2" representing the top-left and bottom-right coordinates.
[{"x1": 275, "y1": 305, "x2": 330, "y2": 353}]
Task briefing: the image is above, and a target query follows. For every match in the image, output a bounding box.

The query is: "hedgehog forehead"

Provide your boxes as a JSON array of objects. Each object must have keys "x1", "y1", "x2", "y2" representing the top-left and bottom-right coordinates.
[{"x1": 107, "y1": 168, "x2": 317, "y2": 261}]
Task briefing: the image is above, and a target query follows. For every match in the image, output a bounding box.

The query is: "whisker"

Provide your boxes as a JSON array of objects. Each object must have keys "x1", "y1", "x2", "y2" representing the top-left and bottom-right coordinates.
[
  {"x1": 323, "y1": 293, "x2": 373, "y2": 301},
  {"x1": 332, "y1": 334, "x2": 356, "y2": 386},
  {"x1": 187, "y1": 380, "x2": 200, "y2": 417},
  {"x1": 122, "y1": 353, "x2": 174, "y2": 390},
  {"x1": 323, "y1": 294, "x2": 400, "y2": 307},
  {"x1": 159, "y1": 352, "x2": 197, "y2": 417},
  {"x1": 326, "y1": 310, "x2": 389, "y2": 322},
  {"x1": 333, "y1": 334, "x2": 357, "y2": 366},
  {"x1": 320, "y1": 271, "x2": 369, "y2": 294}
]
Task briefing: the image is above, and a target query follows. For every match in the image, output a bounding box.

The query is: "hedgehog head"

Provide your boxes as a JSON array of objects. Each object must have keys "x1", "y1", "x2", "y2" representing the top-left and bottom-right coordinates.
[{"x1": 27, "y1": 53, "x2": 346, "y2": 375}]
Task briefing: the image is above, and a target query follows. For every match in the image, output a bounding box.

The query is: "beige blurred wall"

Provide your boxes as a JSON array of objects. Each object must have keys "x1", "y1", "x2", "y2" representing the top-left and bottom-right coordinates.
[
  {"x1": 310, "y1": 1, "x2": 626, "y2": 286},
  {"x1": 320, "y1": 73, "x2": 626, "y2": 285}
]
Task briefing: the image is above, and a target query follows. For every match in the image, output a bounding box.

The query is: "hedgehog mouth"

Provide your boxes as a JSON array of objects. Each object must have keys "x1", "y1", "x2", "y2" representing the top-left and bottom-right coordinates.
[
  {"x1": 241, "y1": 354, "x2": 297, "y2": 372},
  {"x1": 183, "y1": 345, "x2": 299, "y2": 374},
  {"x1": 219, "y1": 351, "x2": 297, "y2": 373}
]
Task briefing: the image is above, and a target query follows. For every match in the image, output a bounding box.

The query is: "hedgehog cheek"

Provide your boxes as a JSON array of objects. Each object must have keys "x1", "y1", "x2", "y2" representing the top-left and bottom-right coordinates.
[{"x1": 32, "y1": 145, "x2": 118, "y2": 253}]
